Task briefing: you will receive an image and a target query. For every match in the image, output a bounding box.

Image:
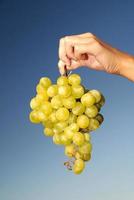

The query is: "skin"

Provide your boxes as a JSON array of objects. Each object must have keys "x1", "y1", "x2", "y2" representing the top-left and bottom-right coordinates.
[{"x1": 58, "y1": 33, "x2": 134, "y2": 82}]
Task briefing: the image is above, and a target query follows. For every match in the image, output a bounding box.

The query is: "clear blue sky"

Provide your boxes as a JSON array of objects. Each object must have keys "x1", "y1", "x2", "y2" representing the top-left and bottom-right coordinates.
[{"x1": 0, "y1": 0, "x2": 134, "y2": 200}]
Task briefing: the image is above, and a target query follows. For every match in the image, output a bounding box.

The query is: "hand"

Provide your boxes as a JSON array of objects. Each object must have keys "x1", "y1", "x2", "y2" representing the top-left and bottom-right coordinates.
[{"x1": 58, "y1": 33, "x2": 134, "y2": 81}]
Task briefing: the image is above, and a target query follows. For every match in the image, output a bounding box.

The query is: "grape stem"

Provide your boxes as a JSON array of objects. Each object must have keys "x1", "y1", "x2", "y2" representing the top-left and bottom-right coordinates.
[{"x1": 64, "y1": 65, "x2": 68, "y2": 77}]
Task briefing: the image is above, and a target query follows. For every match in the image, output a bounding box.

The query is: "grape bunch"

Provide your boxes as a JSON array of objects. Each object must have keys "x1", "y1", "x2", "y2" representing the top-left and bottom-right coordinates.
[{"x1": 29, "y1": 73, "x2": 105, "y2": 174}]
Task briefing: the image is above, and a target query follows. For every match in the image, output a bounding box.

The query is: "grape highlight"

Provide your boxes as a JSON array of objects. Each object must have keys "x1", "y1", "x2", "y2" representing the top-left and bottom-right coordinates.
[{"x1": 29, "y1": 73, "x2": 105, "y2": 175}]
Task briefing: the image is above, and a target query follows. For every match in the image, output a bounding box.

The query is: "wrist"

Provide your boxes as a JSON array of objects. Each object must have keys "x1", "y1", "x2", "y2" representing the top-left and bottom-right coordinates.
[{"x1": 117, "y1": 52, "x2": 134, "y2": 81}]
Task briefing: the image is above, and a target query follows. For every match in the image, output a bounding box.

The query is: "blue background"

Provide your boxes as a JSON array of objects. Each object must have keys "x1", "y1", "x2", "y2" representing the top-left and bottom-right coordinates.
[{"x1": 0, "y1": 0, "x2": 134, "y2": 199}]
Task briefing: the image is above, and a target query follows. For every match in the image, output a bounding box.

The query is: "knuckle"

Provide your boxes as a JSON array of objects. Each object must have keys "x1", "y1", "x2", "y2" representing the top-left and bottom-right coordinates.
[{"x1": 85, "y1": 32, "x2": 94, "y2": 37}]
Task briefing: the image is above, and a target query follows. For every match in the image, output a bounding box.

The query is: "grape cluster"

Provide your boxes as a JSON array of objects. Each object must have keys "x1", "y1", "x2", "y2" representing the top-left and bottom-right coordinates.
[{"x1": 29, "y1": 73, "x2": 105, "y2": 174}]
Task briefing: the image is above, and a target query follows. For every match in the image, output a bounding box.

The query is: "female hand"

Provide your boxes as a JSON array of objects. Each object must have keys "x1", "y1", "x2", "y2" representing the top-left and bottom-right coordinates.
[{"x1": 58, "y1": 33, "x2": 134, "y2": 81}]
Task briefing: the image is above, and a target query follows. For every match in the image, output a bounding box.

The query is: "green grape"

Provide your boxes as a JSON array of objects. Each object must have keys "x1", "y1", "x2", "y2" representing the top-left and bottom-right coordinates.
[
  {"x1": 57, "y1": 76, "x2": 68, "y2": 86},
  {"x1": 65, "y1": 144, "x2": 76, "y2": 157},
  {"x1": 82, "y1": 153, "x2": 91, "y2": 161},
  {"x1": 37, "y1": 110, "x2": 49, "y2": 122},
  {"x1": 36, "y1": 84, "x2": 45, "y2": 94},
  {"x1": 60, "y1": 134, "x2": 71, "y2": 145},
  {"x1": 95, "y1": 114, "x2": 104, "y2": 124},
  {"x1": 53, "y1": 133, "x2": 62, "y2": 145},
  {"x1": 79, "y1": 142, "x2": 92, "y2": 155},
  {"x1": 56, "y1": 107, "x2": 69, "y2": 121},
  {"x1": 71, "y1": 85, "x2": 84, "y2": 99},
  {"x1": 84, "y1": 133, "x2": 91, "y2": 142},
  {"x1": 77, "y1": 115, "x2": 90, "y2": 129},
  {"x1": 99, "y1": 94, "x2": 105, "y2": 107},
  {"x1": 72, "y1": 102, "x2": 85, "y2": 116},
  {"x1": 40, "y1": 101, "x2": 52, "y2": 115},
  {"x1": 47, "y1": 84, "x2": 58, "y2": 97},
  {"x1": 89, "y1": 89, "x2": 101, "y2": 103},
  {"x1": 88, "y1": 119, "x2": 100, "y2": 131},
  {"x1": 30, "y1": 97, "x2": 40, "y2": 110},
  {"x1": 69, "y1": 123, "x2": 79, "y2": 132},
  {"x1": 51, "y1": 95, "x2": 63, "y2": 109},
  {"x1": 75, "y1": 152, "x2": 82, "y2": 159},
  {"x1": 39, "y1": 77, "x2": 52, "y2": 88},
  {"x1": 49, "y1": 111, "x2": 58, "y2": 123},
  {"x1": 73, "y1": 132, "x2": 85, "y2": 146},
  {"x1": 36, "y1": 92, "x2": 49, "y2": 101},
  {"x1": 62, "y1": 96, "x2": 76, "y2": 109},
  {"x1": 58, "y1": 85, "x2": 72, "y2": 98},
  {"x1": 68, "y1": 113, "x2": 77, "y2": 124},
  {"x1": 68, "y1": 74, "x2": 81, "y2": 85},
  {"x1": 54, "y1": 121, "x2": 68, "y2": 133},
  {"x1": 85, "y1": 105, "x2": 98, "y2": 118},
  {"x1": 81, "y1": 92, "x2": 96, "y2": 107},
  {"x1": 44, "y1": 128, "x2": 54, "y2": 137},
  {"x1": 64, "y1": 127, "x2": 75, "y2": 140},
  {"x1": 73, "y1": 159, "x2": 85, "y2": 174},
  {"x1": 29, "y1": 110, "x2": 40, "y2": 123}
]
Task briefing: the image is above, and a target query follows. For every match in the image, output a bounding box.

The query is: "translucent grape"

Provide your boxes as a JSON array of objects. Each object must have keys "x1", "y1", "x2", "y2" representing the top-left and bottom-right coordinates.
[
  {"x1": 58, "y1": 85, "x2": 72, "y2": 98},
  {"x1": 62, "y1": 96, "x2": 76, "y2": 109},
  {"x1": 79, "y1": 142, "x2": 92, "y2": 155},
  {"x1": 71, "y1": 85, "x2": 84, "y2": 99},
  {"x1": 39, "y1": 77, "x2": 51, "y2": 88},
  {"x1": 56, "y1": 107, "x2": 69, "y2": 121},
  {"x1": 88, "y1": 119, "x2": 100, "y2": 131},
  {"x1": 44, "y1": 128, "x2": 54, "y2": 137},
  {"x1": 85, "y1": 105, "x2": 98, "y2": 118},
  {"x1": 68, "y1": 74, "x2": 81, "y2": 85},
  {"x1": 65, "y1": 144, "x2": 76, "y2": 157},
  {"x1": 90, "y1": 89, "x2": 101, "y2": 103},
  {"x1": 81, "y1": 92, "x2": 96, "y2": 107},
  {"x1": 47, "y1": 84, "x2": 58, "y2": 97},
  {"x1": 57, "y1": 76, "x2": 68, "y2": 86},
  {"x1": 73, "y1": 159, "x2": 85, "y2": 174},
  {"x1": 73, "y1": 132, "x2": 85, "y2": 146},
  {"x1": 77, "y1": 115, "x2": 90, "y2": 129},
  {"x1": 72, "y1": 102, "x2": 85, "y2": 116},
  {"x1": 40, "y1": 101, "x2": 52, "y2": 115},
  {"x1": 51, "y1": 95, "x2": 63, "y2": 109}
]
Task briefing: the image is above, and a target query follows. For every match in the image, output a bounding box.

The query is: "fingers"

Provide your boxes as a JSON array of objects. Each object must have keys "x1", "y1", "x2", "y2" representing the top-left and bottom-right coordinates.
[
  {"x1": 58, "y1": 59, "x2": 81, "y2": 75},
  {"x1": 59, "y1": 38, "x2": 71, "y2": 66}
]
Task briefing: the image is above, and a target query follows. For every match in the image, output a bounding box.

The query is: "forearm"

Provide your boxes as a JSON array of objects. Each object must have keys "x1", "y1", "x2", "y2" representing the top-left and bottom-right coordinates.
[{"x1": 117, "y1": 52, "x2": 134, "y2": 82}]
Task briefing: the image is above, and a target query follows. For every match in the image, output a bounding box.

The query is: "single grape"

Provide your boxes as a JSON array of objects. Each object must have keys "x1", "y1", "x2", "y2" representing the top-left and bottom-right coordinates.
[
  {"x1": 53, "y1": 133, "x2": 62, "y2": 145},
  {"x1": 64, "y1": 127, "x2": 75, "y2": 140},
  {"x1": 89, "y1": 90, "x2": 101, "y2": 103},
  {"x1": 40, "y1": 101, "x2": 52, "y2": 115},
  {"x1": 49, "y1": 111, "x2": 58, "y2": 123},
  {"x1": 73, "y1": 132, "x2": 85, "y2": 146},
  {"x1": 84, "y1": 133, "x2": 91, "y2": 142},
  {"x1": 73, "y1": 159, "x2": 85, "y2": 174},
  {"x1": 82, "y1": 153, "x2": 91, "y2": 161},
  {"x1": 62, "y1": 96, "x2": 76, "y2": 109},
  {"x1": 88, "y1": 119, "x2": 100, "y2": 131},
  {"x1": 85, "y1": 105, "x2": 98, "y2": 118},
  {"x1": 65, "y1": 144, "x2": 76, "y2": 157},
  {"x1": 58, "y1": 85, "x2": 72, "y2": 98},
  {"x1": 75, "y1": 152, "x2": 82, "y2": 159},
  {"x1": 60, "y1": 134, "x2": 71, "y2": 145},
  {"x1": 44, "y1": 128, "x2": 54, "y2": 137},
  {"x1": 54, "y1": 121, "x2": 68, "y2": 133},
  {"x1": 36, "y1": 84, "x2": 45, "y2": 94},
  {"x1": 81, "y1": 92, "x2": 96, "y2": 107},
  {"x1": 71, "y1": 85, "x2": 84, "y2": 99},
  {"x1": 68, "y1": 74, "x2": 81, "y2": 85},
  {"x1": 37, "y1": 110, "x2": 49, "y2": 122},
  {"x1": 47, "y1": 84, "x2": 58, "y2": 97},
  {"x1": 57, "y1": 76, "x2": 68, "y2": 86},
  {"x1": 72, "y1": 102, "x2": 85, "y2": 116},
  {"x1": 56, "y1": 107, "x2": 69, "y2": 121},
  {"x1": 36, "y1": 92, "x2": 49, "y2": 101},
  {"x1": 95, "y1": 114, "x2": 104, "y2": 124},
  {"x1": 68, "y1": 113, "x2": 77, "y2": 124},
  {"x1": 79, "y1": 142, "x2": 92, "y2": 155},
  {"x1": 29, "y1": 110, "x2": 40, "y2": 123},
  {"x1": 30, "y1": 97, "x2": 40, "y2": 110},
  {"x1": 39, "y1": 77, "x2": 51, "y2": 88},
  {"x1": 51, "y1": 95, "x2": 63, "y2": 109},
  {"x1": 69, "y1": 123, "x2": 79, "y2": 132},
  {"x1": 77, "y1": 115, "x2": 90, "y2": 129}
]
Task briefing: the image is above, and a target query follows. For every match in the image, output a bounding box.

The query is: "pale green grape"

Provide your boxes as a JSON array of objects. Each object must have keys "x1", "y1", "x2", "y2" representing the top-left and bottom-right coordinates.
[
  {"x1": 30, "y1": 97, "x2": 40, "y2": 110},
  {"x1": 81, "y1": 92, "x2": 96, "y2": 107},
  {"x1": 88, "y1": 119, "x2": 100, "y2": 131},
  {"x1": 64, "y1": 127, "x2": 75, "y2": 140},
  {"x1": 62, "y1": 96, "x2": 76, "y2": 109},
  {"x1": 39, "y1": 77, "x2": 51, "y2": 88},
  {"x1": 71, "y1": 85, "x2": 84, "y2": 99},
  {"x1": 36, "y1": 84, "x2": 45, "y2": 94},
  {"x1": 68, "y1": 74, "x2": 81, "y2": 85},
  {"x1": 77, "y1": 115, "x2": 90, "y2": 129},
  {"x1": 51, "y1": 95, "x2": 63, "y2": 109},
  {"x1": 73, "y1": 132, "x2": 85, "y2": 146},
  {"x1": 68, "y1": 113, "x2": 77, "y2": 124},
  {"x1": 89, "y1": 89, "x2": 101, "y2": 103},
  {"x1": 65, "y1": 144, "x2": 76, "y2": 157},
  {"x1": 53, "y1": 133, "x2": 62, "y2": 145},
  {"x1": 84, "y1": 133, "x2": 91, "y2": 142},
  {"x1": 49, "y1": 111, "x2": 58, "y2": 123},
  {"x1": 58, "y1": 85, "x2": 72, "y2": 98},
  {"x1": 69, "y1": 123, "x2": 79, "y2": 132},
  {"x1": 60, "y1": 134, "x2": 71, "y2": 145},
  {"x1": 44, "y1": 128, "x2": 54, "y2": 137},
  {"x1": 85, "y1": 105, "x2": 98, "y2": 118},
  {"x1": 29, "y1": 110, "x2": 40, "y2": 123},
  {"x1": 79, "y1": 142, "x2": 92, "y2": 155},
  {"x1": 72, "y1": 102, "x2": 85, "y2": 115},
  {"x1": 40, "y1": 101, "x2": 52, "y2": 115},
  {"x1": 47, "y1": 84, "x2": 58, "y2": 97},
  {"x1": 56, "y1": 107, "x2": 69, "y2": 121},
  {"x1": 57, "y1": 76, "x2": 68, "y2": 86},
  {"x1": 37, "y1": 110, "x2": 49, "y2": 122},
  {"x1": 54, "y1": 121, "x2": 68, "y2": 133},
  {"x1": 73, "y1": 159, "x2": 85, "y2": 174}
]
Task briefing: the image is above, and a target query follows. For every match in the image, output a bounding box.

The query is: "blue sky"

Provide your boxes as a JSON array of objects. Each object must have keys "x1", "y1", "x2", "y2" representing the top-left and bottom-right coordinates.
[{"x1": 0, "y1": 0, "x2": 134, "y2": 200}]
